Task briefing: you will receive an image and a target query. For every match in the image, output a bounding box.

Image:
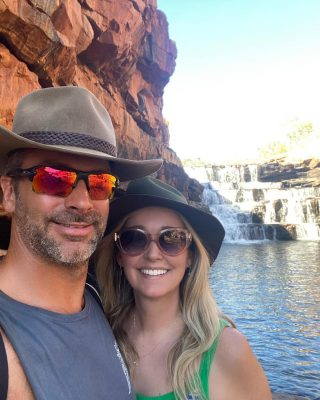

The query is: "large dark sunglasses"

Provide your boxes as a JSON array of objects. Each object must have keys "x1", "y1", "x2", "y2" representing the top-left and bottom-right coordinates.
[
  {"x1": 8, "y1": 165, "x2": 119, "y2": 200},
  {"x1": 115, "y1": 228, "x2": 192, "y2": 256}
]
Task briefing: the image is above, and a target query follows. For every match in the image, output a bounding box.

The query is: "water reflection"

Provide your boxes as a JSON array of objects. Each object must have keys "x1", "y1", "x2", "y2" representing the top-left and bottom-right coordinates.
[{"x1": 209, "y1": 241, "x2": 320, "y2": 399}]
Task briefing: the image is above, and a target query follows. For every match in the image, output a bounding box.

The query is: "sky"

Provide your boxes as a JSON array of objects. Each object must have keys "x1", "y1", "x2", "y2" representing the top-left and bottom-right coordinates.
[{"x1": 157, "y1": 0, "x2": 320, "y2": 163}]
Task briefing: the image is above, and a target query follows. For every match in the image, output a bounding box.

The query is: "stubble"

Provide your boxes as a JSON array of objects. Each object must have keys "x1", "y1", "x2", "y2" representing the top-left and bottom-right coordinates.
[{"x1": 14, "y1": 193, "x2": 106, "y2": 268}]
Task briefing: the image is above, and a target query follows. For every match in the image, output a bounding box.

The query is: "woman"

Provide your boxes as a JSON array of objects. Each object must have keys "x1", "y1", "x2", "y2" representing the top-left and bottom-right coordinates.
[{"x1": 96, "y1": 177, "x2": 272, "y2": 400}]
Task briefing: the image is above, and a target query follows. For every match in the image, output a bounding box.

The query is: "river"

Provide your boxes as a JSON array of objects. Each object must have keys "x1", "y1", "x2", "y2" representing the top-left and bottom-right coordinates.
[{"x1": 209, "y1": 241, "x2": 320, "y2": 399}]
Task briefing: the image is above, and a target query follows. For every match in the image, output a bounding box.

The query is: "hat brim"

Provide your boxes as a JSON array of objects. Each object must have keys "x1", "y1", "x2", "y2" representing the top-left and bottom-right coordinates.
[
  {"x1": 0, "y1": 125, "x2": 162, "y2": 181},
  {"x1": 106, "y1": 194, "x2": 225, "y2": 260}
]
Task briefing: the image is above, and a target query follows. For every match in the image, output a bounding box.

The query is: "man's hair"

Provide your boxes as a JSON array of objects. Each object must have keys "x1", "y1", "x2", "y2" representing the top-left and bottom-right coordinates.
[
  {"x1": 3, "y1": 149, "x2": 28, "y2": 175},
  {"x1": 3, "y1": 149, "x2": 30, "y2": 193}
]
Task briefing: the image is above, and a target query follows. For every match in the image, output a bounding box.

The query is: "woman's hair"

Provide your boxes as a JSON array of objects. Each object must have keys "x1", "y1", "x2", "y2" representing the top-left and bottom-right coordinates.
[{"x1": 95, "y1": 209, "x2": 231, "y2": 400}]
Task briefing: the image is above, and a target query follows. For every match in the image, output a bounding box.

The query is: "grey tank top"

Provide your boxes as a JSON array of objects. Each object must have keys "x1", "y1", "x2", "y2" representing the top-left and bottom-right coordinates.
[{"x1": 0, "y1": 289, "x2": 133, "y2": 400}]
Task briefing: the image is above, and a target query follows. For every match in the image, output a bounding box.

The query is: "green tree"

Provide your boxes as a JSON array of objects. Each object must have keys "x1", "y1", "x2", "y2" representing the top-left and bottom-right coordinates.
[
  {"x1": 258, "y1": 141, "x2": 287, "y2": 159},
  {"x1": 287, "y1": 122, "x2": 313, "y2": 144}
]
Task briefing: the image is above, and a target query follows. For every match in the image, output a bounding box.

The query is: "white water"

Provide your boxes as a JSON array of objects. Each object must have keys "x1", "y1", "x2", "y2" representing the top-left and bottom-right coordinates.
[{"x1": 185, "y1": 165, "x2": 320, "y2": 241}]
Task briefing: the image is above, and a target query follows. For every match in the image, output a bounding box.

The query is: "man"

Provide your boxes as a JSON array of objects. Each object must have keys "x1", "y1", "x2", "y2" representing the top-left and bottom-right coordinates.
[{"x1": 0, "y1": 86, "x2": 162, "y2": 399}]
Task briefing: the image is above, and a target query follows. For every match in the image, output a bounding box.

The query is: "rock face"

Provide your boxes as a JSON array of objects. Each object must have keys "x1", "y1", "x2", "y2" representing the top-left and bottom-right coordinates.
[
  {"x1": 259, "y1": 158, "x2": 320, "y2": 188},
  {"x1": 0, "y1": 0, "x2": 204, "y2": 250},
  {"x1": 0, "y1": 0, "x2": 201, "y2": 200}
]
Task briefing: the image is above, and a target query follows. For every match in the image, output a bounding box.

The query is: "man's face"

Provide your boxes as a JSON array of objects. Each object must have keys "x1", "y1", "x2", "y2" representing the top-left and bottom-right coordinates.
[{"x1": 9, "y1": 149, "x2": 110, "y2": 268}]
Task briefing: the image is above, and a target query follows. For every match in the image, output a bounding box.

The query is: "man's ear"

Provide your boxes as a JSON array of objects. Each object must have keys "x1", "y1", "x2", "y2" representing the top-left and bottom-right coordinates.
[{"x1": 0, "y1": 176, "x2": 16, "y2": 213}]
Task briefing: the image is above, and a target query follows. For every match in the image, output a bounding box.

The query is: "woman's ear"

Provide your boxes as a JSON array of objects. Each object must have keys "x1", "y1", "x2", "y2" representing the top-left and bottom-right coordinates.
[
  {"x1": 116, "y1": 251, "x2": 123, "y2": 268},
  {"x1": 187, "y1": 250, "x2": 193, "y2": 269},
  {"x1": 0, "y1": 176, "x2": 16, "y2": 213}
]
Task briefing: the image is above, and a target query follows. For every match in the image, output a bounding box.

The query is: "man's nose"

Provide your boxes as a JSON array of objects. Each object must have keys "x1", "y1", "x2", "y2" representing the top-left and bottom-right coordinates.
[{"x1": 64, "y1": 179, "x2": 93, "y2": 211}]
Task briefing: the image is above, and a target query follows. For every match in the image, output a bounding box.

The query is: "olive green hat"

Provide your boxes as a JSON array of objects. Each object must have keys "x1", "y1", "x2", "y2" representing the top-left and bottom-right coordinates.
[
  {"x1": 106, "y1": 177, "x2": 225, "y2": 260},
  {"x1": 0, "y1": 86, "x2": 162, "y2": 181}
]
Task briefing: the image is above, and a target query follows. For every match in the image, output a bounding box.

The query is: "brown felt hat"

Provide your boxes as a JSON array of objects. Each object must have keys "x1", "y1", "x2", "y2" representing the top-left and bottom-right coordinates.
[
  {"x1": 106, "y1": 177, "x2": 225, "y2": 260},
  {"x1": 0, "y1": 86, "x2": 162, "y2": 181}
]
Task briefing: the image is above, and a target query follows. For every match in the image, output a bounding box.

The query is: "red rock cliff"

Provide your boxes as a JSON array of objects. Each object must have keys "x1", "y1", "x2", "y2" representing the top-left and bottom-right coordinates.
[{"x1": 0, "y1": 0, "x2": 203, "y2": 201}]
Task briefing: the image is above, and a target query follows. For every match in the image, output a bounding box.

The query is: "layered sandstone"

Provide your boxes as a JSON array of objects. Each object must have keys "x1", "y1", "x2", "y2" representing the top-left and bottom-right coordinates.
[
  {"x1": 259, "y1": 157, "x2": 320, "y2": 188},
  {"x1": 0, "y1": 0, "x2": 201, "y2": 200},
  {"x1": 0, "y1": 0, "x2": 205, "y2": 249}
]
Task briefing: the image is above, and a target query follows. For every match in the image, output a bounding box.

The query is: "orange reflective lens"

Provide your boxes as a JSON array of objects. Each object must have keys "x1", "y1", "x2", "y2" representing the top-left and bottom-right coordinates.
[
  {"x1": 87, "y1": 172, "x2": 118, "y2": 200},
  {"x1": 9, "y1": 166, "x2": 118, "y2": 200}
]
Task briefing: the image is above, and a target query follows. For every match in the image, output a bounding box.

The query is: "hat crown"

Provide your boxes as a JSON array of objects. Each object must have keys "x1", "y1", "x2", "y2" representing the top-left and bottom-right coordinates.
[
  {"x1": 108, "y1": 177, "x2": 225, "y2": 260},
  {"x1": 127, "y1": 177, "x2": 188, "y2": 205},
  {"x1": 0, "y1": 86, "x2": 163, "y2": 181},
  {"x1": 13, "y1": 86, "x2": 116, "y2": 148}
]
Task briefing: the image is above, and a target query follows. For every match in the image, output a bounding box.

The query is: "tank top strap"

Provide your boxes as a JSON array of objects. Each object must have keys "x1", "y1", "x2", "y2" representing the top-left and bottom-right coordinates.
[{"x1": 199, "y1": 319, "x2": 231, "y2": 399}]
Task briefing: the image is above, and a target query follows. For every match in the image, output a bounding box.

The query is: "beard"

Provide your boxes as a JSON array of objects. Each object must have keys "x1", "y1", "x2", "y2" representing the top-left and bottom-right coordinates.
[{"x1": 14, "y1": 194, "x2": 106, "y2": 269}]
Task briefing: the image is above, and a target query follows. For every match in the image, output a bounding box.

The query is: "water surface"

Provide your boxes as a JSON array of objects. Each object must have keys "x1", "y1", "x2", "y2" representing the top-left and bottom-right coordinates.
[{"x1": 209, "y1": 241, "x2": 320, "y2": 399}]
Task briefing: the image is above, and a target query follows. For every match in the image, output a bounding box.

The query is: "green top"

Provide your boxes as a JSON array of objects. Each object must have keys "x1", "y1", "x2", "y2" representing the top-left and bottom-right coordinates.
[{"x1": 136, "y1": 320, "x2": 230, "y2": 400}]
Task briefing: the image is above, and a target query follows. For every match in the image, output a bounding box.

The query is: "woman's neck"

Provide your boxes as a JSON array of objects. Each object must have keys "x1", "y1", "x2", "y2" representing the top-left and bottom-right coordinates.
[
  {"x1": 131, "y1": 292, "x2": 183, "y2": 335},
  {"x1": 128, "y1": 294, "x2": 184, "y2": 369}
]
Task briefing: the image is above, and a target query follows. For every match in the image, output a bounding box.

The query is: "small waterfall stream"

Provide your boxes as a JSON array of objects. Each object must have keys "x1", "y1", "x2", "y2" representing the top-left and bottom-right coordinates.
[{"x1": 185, "y1": 164, "x2": 320, "y2": 241}]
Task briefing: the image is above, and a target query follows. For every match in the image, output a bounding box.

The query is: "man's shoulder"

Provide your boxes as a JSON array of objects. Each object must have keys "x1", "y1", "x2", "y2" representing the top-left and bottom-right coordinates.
[{"x1": 0, "y1": 328, "x2": 34, "y2": 400}]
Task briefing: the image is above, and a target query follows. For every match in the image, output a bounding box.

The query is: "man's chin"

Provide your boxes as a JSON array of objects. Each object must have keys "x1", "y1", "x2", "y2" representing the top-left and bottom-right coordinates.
[{"x1": 57, "y1": 244, "x2": 95, "y2": 267}]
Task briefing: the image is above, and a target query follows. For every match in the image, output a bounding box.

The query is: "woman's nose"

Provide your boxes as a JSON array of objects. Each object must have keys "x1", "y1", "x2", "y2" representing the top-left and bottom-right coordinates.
[{"x1": 144, "y1": 239, "x2": 163, "y2": 259}]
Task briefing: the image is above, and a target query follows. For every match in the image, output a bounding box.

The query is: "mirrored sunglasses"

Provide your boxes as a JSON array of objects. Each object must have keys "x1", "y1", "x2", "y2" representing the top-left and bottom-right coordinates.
[
  {"x1": 114, "y1": 228, "x2": 192, "y2": 256},
  {"x1": 8, "y1": 165, "x2": 119, "y2": 200}
]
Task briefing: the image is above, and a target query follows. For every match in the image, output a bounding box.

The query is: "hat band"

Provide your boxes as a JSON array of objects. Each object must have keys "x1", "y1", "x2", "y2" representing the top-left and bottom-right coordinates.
[{"x1": 20, "y1": 131, "x2": 117, "y2": 157}]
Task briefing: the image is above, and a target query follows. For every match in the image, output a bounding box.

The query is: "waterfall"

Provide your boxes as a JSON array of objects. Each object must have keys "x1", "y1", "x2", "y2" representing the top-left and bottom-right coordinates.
[{"x1": 185, "y1": 165, "x2": 320, "y2": 241}]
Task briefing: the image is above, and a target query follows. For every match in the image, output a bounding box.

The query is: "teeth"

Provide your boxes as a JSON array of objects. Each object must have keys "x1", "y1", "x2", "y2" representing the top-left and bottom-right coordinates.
[
  {"x1": 64, "y1": 224, "x2": 86, "y2": 228},
  {"x1": 140, "y1": 269, "x2": 168, "y2": 276}
]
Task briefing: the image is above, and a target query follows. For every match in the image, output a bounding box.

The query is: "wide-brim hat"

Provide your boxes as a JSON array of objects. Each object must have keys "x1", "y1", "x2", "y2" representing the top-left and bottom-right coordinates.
[
  {"x1": 106, "y1": 177, "x2": 225, "y2": 260},
  {"x1": 0, "y1": 86, "x2": 162, "y2": 181}
]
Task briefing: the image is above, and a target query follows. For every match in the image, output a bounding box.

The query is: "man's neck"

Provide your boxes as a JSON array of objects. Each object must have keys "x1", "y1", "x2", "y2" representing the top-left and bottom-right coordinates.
[{"x1": 0, "y1": 246, "x2": 88, "y2": 314}]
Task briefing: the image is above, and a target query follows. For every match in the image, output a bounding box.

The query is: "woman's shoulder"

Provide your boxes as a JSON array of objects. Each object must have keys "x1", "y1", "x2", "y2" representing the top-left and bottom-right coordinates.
[
  {"x1": 210, "y1": 327, "x2": 272, "y2": 399},
  {"x1": 215, "y1": 326, "x2": 266, "y2": 375},
  {"x1": 217, "y1": 326, "x2": 252, "y2": 361}
]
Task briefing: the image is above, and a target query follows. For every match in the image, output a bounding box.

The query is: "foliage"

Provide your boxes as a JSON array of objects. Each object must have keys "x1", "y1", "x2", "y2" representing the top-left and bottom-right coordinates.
[
  {"x1": 287, "y1": 122, "x2": 313, "y2": 143},
  {"x1": 182, "y1": 158, "x2": 211, "y2": 167},
  {"x1": 258, "y1": 121, "x2": 320, "y2": 160},
  {"x1": 258, "y1": 141, "x2": 288, "y2": 160},
  {"x1": 182, "y1": 121, "x2": 320, "y2": 166}
]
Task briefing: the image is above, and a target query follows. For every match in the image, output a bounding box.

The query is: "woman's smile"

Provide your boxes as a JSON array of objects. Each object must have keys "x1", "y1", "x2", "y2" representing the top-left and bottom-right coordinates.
[
  {"x1": 139, "y1": 268, "x2": 169, "y2": 276},
  {"x1": 117, "y1": 207, "x2": 191, "y2": 299}
]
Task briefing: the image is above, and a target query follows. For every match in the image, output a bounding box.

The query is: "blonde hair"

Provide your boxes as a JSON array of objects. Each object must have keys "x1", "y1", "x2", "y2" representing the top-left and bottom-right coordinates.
[{"x1": 95, "y1": 210, "x2": 229, "y2": 400}]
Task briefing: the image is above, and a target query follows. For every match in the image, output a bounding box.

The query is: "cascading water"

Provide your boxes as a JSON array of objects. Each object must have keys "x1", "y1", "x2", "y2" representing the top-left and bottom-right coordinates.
[{"x1": 185, "y1": 164, "x2": 320, "y2": 241}]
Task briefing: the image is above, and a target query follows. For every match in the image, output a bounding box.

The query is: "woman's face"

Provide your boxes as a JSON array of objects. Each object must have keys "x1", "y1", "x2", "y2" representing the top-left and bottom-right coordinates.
[{"x1": 116, "y1": 206, "x2": 192, "y2": 301}]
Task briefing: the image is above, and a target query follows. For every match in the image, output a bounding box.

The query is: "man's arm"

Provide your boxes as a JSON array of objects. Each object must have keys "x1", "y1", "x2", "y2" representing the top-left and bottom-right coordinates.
[
  {"x1": 0, "y1": 330, "x2": 8, "y2": 400},
  {"x1": 0, "y1": 329, "x2": 35, "y2": 400}
]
